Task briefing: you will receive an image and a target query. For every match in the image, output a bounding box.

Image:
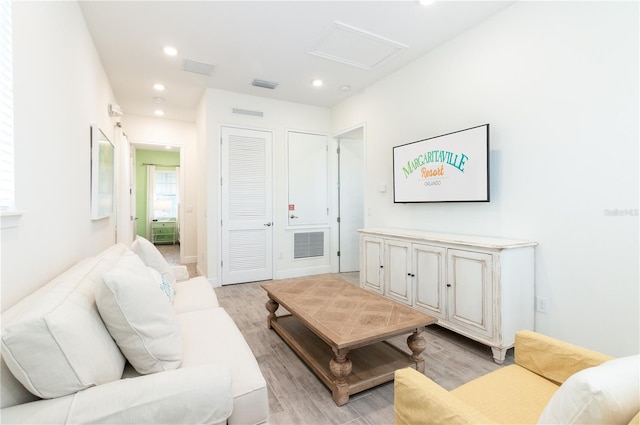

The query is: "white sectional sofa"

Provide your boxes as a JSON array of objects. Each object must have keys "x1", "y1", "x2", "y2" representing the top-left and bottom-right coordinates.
[{"x1": 0, "y1": 239, "x2": 269, "y2": 425}]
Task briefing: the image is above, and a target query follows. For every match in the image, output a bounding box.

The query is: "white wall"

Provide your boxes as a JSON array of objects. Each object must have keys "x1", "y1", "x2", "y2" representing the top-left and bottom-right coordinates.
[
  {"x1": 332, "y1": 1, "x2": 639, "y2": 356},
  {"x1": 121, "y1": 114, "x2": 198, "y2": 264},
  {"x1": 200, "y1": 89, "x2": 331, "y2": 285},
  {"x1": 1, "y1": 2, "x2": 119, "y2": 311},
  {"x1": 196, "y1": 95, "x2": 209, "y2": 277}
]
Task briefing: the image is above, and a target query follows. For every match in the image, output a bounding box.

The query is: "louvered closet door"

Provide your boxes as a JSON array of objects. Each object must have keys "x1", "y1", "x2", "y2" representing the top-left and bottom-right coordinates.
[{"x1": 221, "y1": 127, "x2": 273, "y2": 285}]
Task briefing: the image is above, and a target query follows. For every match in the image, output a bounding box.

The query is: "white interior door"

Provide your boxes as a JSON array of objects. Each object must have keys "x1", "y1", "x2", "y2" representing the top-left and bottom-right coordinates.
[
  {"x1": 116, "y1": 126, "x2": 133, "y2": 245},
  {"x1": 287, "y1": 131, "x2": 328, "y2": 226},
  {"x1": 338, "y1": 136, "x2": 364, "y2": 272},
  {"x1": 221, "y1": 126, "x2": 273, "y2": 285},
  {"x1": 129, "y1": 145, "x2": 136, "y2": 240}
]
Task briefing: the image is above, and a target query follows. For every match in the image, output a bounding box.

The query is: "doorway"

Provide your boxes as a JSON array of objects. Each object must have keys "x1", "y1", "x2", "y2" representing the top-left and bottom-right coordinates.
[
  {"x1": 336, "y1": 126, "x2": 365, "y2": 273},
  {"x1": 130, "y1": 143, "x2": 184, "y2": 261}
]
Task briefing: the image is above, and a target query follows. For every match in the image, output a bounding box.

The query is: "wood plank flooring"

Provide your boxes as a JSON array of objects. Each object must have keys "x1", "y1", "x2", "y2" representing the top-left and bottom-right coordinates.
[
  {"x1": 213, "y1": 275, "x2": 515, "y2": 425},
  {"x1": 155, "y1": 246, "x2": 513, "y2": 424}
]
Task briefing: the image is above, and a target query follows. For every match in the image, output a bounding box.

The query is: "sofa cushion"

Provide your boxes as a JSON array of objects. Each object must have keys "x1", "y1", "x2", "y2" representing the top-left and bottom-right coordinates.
[
  {"x1": 451, "y1": 364, "x2": 559, "y2": 424},
  {"x1": 68, "y1": 364, "x2": 233, "y2": 425},
  {"x1": 0, "y1": 256, "x2": 126, "y2": 399},
  {"x1": 537, "y1": 355, "x2": 640, "y2": 425},
  {"x1": 131, "y1": 236, "x2": 176, "y2": 287},
  {"x1": 177, "y1": 308, "x2": 268, "y2": 425},
  {"x1": 0, "y1": 392, "x2": 75, "y2": 424},
  {"x1": 97, "y1": 251, "x2": 182, "y2": 374},
  {"x1": 172, "y1": 276, "x2": 220, "y2": 313}
]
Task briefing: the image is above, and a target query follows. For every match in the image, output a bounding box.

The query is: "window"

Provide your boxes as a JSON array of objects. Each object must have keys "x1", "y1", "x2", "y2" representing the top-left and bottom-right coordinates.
[
  {"x1": 0, "y1": 0, "x2": 14, "y2": 212},
  {"x1": 152, "y1": 169, "x2": 177, "y2": 219}
]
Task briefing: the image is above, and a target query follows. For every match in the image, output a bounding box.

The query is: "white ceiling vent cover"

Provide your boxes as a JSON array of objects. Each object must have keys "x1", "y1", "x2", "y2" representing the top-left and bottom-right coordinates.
[
  {"x1": 294, "y1": 232, "x2": 324, "y2": 259},
  {"x1": 183, "y1": 59, "x2": 215, "y2": 76},
  {"x1": 308, "y1": 21, "x2": 408, "y2": 71},
  {"x1": 252, "y1": 79, "x2": 278, "y2": 90}
]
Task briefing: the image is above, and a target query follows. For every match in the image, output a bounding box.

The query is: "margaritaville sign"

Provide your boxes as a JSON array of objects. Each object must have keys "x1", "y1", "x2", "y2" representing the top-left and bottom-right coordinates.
[
  {"x1": 401, "y1": 150, "x2": 469, "y2": 179},
  {"x1": 392, "y1": 124, "x2": 490, "y2": 203}
]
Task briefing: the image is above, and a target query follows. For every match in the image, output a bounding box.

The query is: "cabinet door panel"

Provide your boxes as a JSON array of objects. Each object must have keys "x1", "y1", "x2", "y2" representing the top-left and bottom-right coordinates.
[
  {"x1": 447, "y1": 249, "x2": 494, "y2": 339},
  {"x1": 361, "y1": 237, "x2": 384, "y2": 294},
  {"x1": 385, "y1": 240, "x2": 412, "y2": 305},
  {"x1": 414, "y1": 244, "x2": 446, "y2": 319}
]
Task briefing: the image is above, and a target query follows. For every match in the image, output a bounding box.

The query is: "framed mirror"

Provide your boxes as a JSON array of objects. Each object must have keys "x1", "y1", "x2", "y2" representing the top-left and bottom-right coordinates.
[{"x1": 90, "y1": 125, "x2": 115, "y2": 220}]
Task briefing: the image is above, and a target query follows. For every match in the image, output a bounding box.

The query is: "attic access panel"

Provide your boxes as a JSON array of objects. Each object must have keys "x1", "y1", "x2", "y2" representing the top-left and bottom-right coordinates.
[{"x1": 308, "y1": 21, "x2": 408, "y2": 70}]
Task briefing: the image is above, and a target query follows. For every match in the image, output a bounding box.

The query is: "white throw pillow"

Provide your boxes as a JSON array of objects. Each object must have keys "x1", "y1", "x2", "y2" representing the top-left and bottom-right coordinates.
[
  {"x1": 131, "y1": 236, "x2": 176, "y2": 288},
  {"x1": 97, "y1": 251, "x2": 182, "y2": 374},
  {"x1": 538, "y1": 355, "x2": 640, "y2": 424},
  {"x1": 148, "y1": 266, "x2": 173, "y2": 303},
  {"x1": 0, "y1": 257, "x2": 126, "y2": 399}
]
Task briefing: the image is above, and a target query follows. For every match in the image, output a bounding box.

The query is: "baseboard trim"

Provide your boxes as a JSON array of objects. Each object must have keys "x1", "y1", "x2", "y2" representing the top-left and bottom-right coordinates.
[
  {"x1": 181, "y1": 255, "x2": 197, "y2": 264},
  {"x1": 274, "y1": 265, "x2": 332, "y2": 280}
]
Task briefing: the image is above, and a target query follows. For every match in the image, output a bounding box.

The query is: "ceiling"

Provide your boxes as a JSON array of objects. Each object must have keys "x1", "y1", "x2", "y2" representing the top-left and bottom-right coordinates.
[{"x1": 79, "y1": 1, "x2": 514, "y2": 122}]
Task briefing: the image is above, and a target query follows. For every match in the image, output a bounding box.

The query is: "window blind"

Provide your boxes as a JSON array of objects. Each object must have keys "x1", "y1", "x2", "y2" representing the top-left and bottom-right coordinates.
[{"x1": 0, "y1": 0, "x2": 14, "y2": 210}]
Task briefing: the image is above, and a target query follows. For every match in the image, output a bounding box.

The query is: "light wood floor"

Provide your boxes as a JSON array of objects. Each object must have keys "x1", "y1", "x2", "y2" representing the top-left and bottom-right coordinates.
[
  {"x1": 214, "y1": 276, "x2": 514, "y2": 425},
  {"x1": 156, "y1": 245, "x2": 514, "y2": 424}
]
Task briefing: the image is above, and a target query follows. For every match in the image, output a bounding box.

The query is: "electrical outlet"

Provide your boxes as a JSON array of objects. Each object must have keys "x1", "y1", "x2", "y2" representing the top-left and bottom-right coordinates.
[{"x1": 536, "y1": 296, "x2": 549, "y2": 313}]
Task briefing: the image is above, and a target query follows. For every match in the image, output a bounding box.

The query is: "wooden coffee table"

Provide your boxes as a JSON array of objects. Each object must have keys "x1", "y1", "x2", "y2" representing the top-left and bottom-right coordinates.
[{"x1": 262, "y1": 276, "x2": 436, "y2": 405}]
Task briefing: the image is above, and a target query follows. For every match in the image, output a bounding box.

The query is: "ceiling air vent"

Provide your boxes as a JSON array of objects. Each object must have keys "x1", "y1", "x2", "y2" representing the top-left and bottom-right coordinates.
[
  {"x1": 183, "y1": 59, "x2": 215, "y2": 76},
  {"x1": 252, "y1": 79, "x2": 278, "y2": 90}
]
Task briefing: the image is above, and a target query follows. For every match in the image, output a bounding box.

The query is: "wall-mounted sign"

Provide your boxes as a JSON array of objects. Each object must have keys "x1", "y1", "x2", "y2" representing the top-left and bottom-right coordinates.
[{"x1": 392, "y1": 124, "x2": 490, "y2": 203}]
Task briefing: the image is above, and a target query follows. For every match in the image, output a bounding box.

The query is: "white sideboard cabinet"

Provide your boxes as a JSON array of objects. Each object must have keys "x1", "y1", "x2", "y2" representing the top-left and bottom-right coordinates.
[{"x1": 359, "y1": 228, "x2": 537, "y2": 364}]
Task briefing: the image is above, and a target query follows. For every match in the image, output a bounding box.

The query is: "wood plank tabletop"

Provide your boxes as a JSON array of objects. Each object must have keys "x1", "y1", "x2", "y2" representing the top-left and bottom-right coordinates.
[{"x1": 262, "y1": 276, "x2": 436, "y2": 350}]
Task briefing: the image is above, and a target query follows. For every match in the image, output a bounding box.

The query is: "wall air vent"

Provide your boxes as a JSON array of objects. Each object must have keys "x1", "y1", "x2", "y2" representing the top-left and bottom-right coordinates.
[
  {"x1": 252, "y1": 79, "x2": 278, "y2": 90},
  {"x1": 294, "y1": 232, "x2": 324, "y2": 259},
  {"x1": 232, "y1": 108, "x2": 264, "y2": 117}
]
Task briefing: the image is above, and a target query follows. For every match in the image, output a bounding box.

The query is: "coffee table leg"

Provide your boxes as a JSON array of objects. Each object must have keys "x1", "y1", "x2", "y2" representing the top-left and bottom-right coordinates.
[
  {"x1": 407, "y1": 329, "x2": 427, "y2": 373},
  {"x1": 329, "y1": 348, "x2": 352, "y2": 406},
  {"x1": 265, "y1": 298, "x2": 279, "y2": 329}
]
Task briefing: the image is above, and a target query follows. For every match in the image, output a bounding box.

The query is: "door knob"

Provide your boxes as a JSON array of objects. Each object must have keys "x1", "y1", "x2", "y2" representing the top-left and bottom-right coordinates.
[
  {"x1": 290, "y1": 215, "x2": 298, "y2": 219},
  {"x1": 264, "y1": 222, "x2": 272, "y2": 226}
]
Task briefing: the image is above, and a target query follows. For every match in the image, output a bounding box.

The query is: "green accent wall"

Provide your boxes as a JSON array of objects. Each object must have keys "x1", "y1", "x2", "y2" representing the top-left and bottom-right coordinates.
[{"x1": 135, "y1": 149, "x2": 180, "y2": 238}]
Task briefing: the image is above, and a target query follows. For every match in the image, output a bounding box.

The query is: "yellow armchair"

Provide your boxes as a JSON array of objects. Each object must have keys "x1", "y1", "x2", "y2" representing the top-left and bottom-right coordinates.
[{"x1": 395, "y1": 330, "x2": 639, "y2": 425}]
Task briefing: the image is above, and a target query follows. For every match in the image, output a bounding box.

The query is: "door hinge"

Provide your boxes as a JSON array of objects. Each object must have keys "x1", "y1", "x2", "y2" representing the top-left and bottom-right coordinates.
[
  {"x1": 337, "y1": 217, "x2": 341, "y2": 223},
  {"x1": 337, "y1": 147, "x2": 340, "y2": 154},
  {"x1": 220, "y1": 177, "x2": 223, "y2": 186},
  {"x1": 221, "y1": 220, "x2": 223, "y2": 226},
  {"x1": 221, "y1": 260, "x2": 223, "y2": 267},
  {"x1": 327, "y1": 208, "x2": 329, "y2": 215},
  {"x1": 337, "y1": 251, "x2": 341, "y2": 257}
]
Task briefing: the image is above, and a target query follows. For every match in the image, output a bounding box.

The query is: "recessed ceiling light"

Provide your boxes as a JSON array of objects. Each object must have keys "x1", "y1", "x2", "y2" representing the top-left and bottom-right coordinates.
[
  {"x1": 163, "y1": 45, "x2": 178, "y2": 56},
  {"x1": 154, "y1": 109, "x2": 165, "y2": 116},
  {"x1": 312, "y1": 79, "x2": 324, "y2": 87},
  {"x1": 153, "y1": 83, "x2": 165, "y2": 91}
]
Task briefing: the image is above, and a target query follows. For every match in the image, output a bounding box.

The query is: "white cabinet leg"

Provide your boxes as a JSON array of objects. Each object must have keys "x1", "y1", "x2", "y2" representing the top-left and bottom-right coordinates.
[{"x1": 491, "y1": 347, "x2": 507, "y2": 364}]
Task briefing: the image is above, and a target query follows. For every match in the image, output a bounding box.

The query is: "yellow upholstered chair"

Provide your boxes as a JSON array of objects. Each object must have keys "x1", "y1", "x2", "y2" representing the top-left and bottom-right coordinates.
[{"x1": 395, "y1": 330, "x2": 639, "y2": 425}]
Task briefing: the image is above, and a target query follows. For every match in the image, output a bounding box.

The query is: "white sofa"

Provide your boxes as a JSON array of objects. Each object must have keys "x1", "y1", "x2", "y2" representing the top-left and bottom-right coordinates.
[{"x1": 0, "y1": 239, "x2": 269, "y2": 425}]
